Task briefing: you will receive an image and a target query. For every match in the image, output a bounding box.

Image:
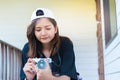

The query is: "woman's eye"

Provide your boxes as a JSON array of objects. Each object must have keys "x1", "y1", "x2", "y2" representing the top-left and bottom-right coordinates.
[
  {"x1": 36, "y1": 29, "x2": 41, "y2": 31},
  {"x1": 46, "y1": 28, "x2": 51, "y2": 30}
]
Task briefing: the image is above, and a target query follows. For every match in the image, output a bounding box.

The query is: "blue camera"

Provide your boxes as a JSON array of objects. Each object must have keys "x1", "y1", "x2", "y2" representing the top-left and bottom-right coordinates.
[{"x1": 33, "y1": 58, "x2": 52, "y2": 69}]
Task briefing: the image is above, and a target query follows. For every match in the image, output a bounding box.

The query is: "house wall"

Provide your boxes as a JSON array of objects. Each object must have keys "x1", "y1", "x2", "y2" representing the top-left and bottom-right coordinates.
[
  {"x1": 101, "y1": 0, "x2": 120, "y2": 80},
  {"x1": 0, "y1": 0, "x2": 98, "y2": 80}
]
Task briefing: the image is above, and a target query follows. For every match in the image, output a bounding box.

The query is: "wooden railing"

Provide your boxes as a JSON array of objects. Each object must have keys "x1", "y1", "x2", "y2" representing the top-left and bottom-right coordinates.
[{"x1": 0, "y1": 40, "x2": 22, "y2": 80}]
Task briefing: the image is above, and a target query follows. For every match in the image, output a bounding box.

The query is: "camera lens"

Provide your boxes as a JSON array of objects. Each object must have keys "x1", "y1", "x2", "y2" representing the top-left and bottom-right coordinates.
[{"x1": 37, "y1": 59, "x2": 46, "y2": 69}]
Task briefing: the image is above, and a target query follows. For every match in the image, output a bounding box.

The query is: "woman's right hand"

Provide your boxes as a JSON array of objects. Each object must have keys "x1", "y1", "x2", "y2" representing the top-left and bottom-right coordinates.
[{"x1": 23, "y1": 58, "x2": 36, "y2": 80}]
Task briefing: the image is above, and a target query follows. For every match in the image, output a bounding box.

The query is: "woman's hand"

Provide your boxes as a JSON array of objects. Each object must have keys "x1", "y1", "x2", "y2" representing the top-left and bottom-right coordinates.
[
  {"x1": 23, "y1": 58, "x2": 36, "y2": 80},
  {"x1": 36, "y1": 59, "x2": 53, "y2": 80},
  {"x1": 35, "y1": 59, "x2": 70, "y2": 80}
]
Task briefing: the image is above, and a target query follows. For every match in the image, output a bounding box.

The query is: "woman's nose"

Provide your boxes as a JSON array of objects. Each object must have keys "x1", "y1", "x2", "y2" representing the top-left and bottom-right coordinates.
[{"x1": 41, "y1": 29, "x2": 46, "y2": 35}]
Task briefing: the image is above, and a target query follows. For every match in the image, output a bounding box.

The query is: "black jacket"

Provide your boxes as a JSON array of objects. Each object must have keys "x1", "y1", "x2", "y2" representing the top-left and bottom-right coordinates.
[{"x1": 20, "y1": 37, "x2": 77, "y2": 80}]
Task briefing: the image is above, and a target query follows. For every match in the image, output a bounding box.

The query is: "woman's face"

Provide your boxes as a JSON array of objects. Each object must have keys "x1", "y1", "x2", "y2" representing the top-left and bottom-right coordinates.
[{"x1": 34, "y1": 18, "x2": 57, "y2": 45}]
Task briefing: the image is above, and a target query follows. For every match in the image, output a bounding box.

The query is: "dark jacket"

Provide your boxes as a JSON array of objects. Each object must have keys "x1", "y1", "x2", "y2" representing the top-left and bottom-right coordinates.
[{"x1": 20, "y1": 37, "x2": 77, "y2": 80}]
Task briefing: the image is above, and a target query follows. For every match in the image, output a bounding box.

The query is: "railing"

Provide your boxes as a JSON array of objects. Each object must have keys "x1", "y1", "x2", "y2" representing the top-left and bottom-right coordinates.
[{"x1": 0, "y1": 40, "x2": 22, "y2": 80}]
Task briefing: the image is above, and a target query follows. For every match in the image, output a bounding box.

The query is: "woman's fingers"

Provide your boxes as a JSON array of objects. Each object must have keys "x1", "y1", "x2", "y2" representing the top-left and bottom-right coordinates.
[
  {"x1": 28, "y1": 58, "x2": 36, "y2": 64},
  {"x1": 23, "y1": 58, "x2": 36, "y2": 73},
  {"x1": 24, "y1": 63, "x2": 35, "y2": 73}
]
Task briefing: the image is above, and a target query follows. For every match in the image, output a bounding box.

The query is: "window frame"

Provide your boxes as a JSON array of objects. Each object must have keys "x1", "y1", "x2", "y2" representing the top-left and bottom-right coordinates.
[{"x1": 103, "y1": 0, "x2": 118, "y2": 47}]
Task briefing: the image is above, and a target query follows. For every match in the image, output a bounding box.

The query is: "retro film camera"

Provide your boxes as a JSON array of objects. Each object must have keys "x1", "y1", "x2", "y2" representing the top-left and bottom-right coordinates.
[{"x1": 33, "y1": 58, "x2": 52, "y2": 69}]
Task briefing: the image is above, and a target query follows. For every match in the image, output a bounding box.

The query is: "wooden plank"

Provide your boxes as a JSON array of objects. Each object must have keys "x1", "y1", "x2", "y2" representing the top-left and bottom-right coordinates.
[
  {"x1": 7, "y1": 46, "x2": 10, "y2": 80},
  {"x1": 0, "y1": 43, "x2": 2, "y2": 80},
  {"x1": 3, "y1": 44, "x2": 7, "y2": 80}
]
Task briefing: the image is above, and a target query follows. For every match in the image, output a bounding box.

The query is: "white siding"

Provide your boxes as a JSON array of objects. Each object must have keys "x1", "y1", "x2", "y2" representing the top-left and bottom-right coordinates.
[
  {"x1": 74, "y1": 39, "x2": 98, "y2": 80},
  {"x1": 101, "y1": 0, "x2": 120, "y2": 80}
]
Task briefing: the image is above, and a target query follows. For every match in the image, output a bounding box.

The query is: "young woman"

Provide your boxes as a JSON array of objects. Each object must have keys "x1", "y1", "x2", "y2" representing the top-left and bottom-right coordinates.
[{"x1": 20, "y1": 8, "x2": 78, "y2": 80}]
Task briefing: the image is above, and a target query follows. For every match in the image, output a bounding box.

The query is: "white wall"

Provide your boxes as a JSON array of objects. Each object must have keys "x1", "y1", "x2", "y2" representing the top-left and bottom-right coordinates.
[
  {"x1": 101, "y1": 0, "x2": 120, "y2": 80},
  {"x1": 0, "y1": 0, "x2": 98, "y2": 80}
]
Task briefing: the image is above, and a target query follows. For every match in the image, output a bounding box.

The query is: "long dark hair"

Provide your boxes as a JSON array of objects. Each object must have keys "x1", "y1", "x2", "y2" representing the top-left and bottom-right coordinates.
[{"x1": 27, "y1": 18, "x2": 60, "y2": 58}]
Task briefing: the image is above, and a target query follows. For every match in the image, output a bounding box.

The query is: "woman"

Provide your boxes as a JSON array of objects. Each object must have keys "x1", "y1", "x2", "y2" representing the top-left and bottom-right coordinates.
[{"x1": 20, "y1": 8, "x2": 77, "y2": 80}]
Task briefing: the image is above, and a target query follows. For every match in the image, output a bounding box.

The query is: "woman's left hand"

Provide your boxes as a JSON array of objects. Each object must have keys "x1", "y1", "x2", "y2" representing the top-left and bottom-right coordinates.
[{"x1": 35, "y1": 59, "x2": 53, "y2": 80}]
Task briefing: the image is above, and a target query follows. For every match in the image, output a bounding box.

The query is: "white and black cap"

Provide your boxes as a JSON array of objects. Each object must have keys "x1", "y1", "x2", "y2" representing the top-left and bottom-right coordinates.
[{"x1": 31, "y1": 8, "x2": 55, "y2": 21}]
